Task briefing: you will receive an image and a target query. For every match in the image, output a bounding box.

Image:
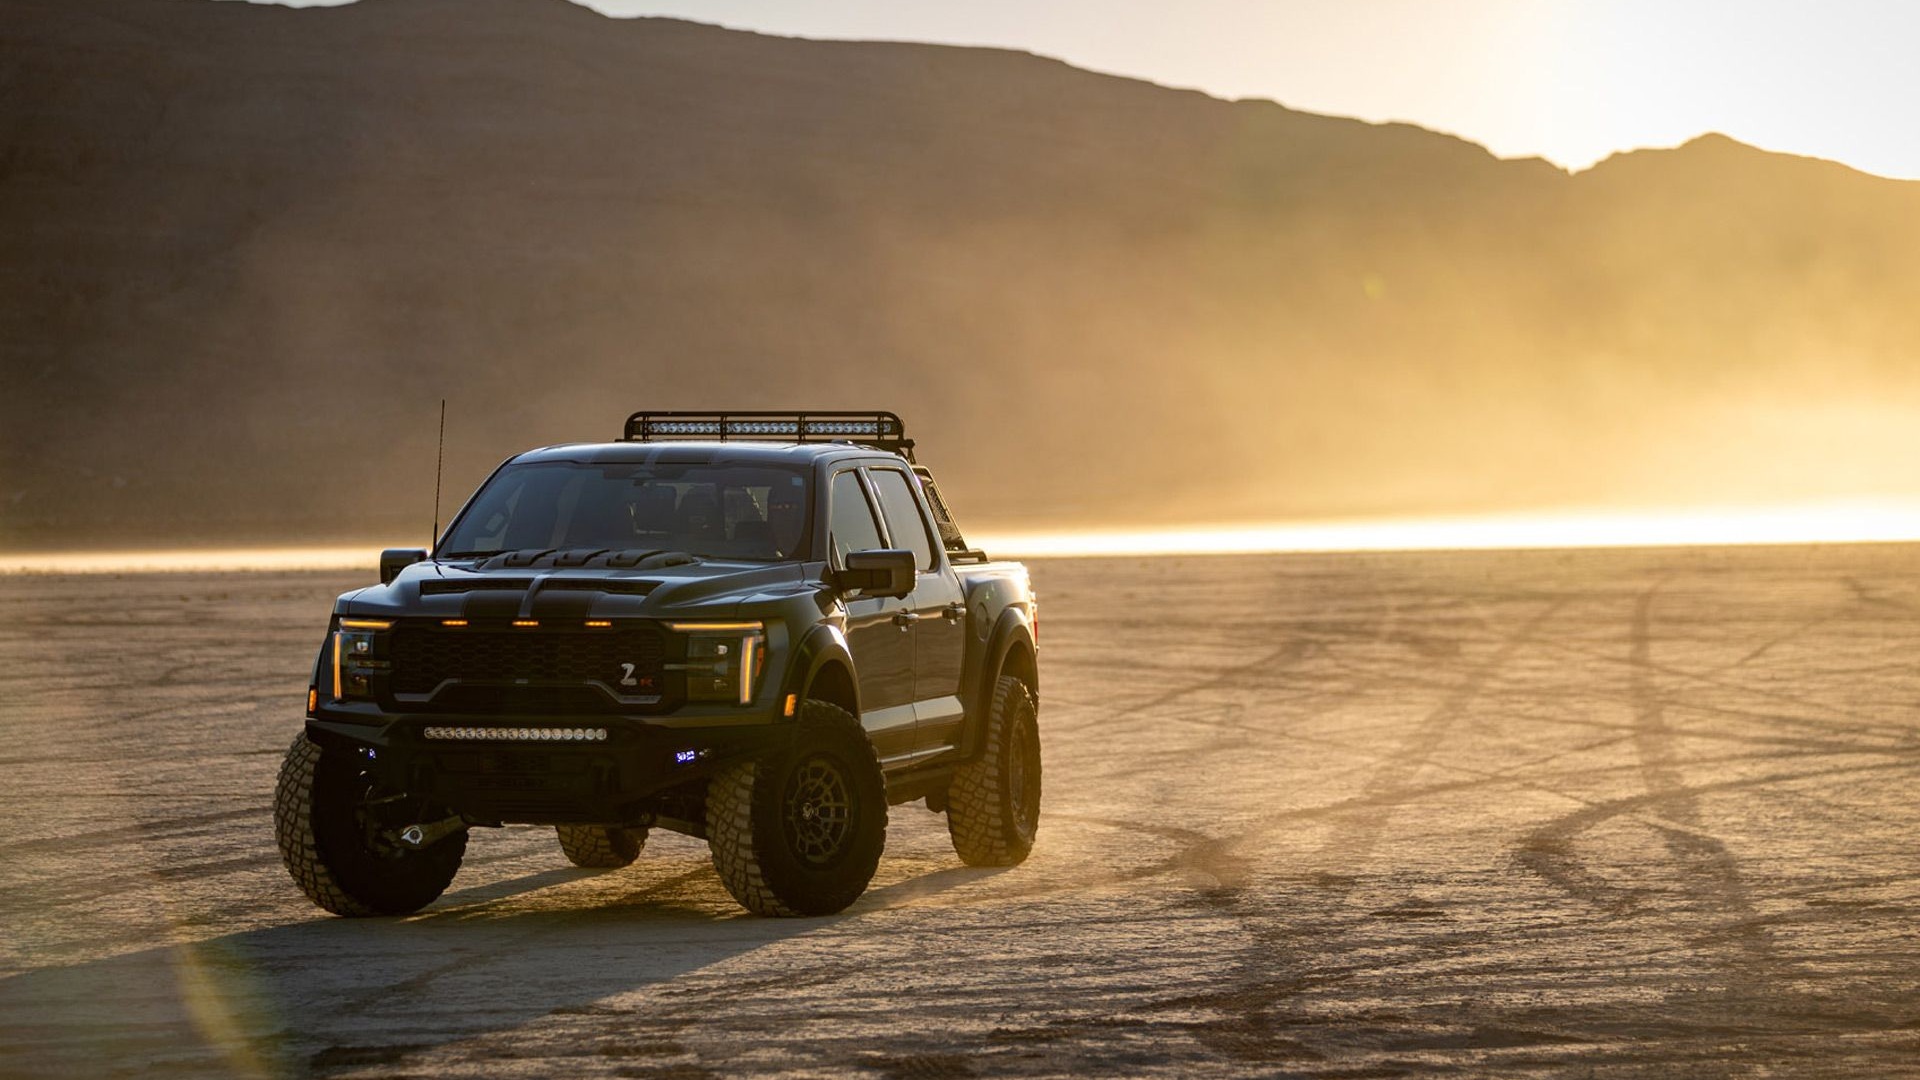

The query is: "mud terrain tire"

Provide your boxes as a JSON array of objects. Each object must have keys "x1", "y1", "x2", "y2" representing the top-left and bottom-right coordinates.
[
  {"x1": 274, "y1": 733, "x2": 466, "y2": 916},
  {"x1": 706, "y1": 701, "x2": 887, "y2": 916},
  {"x1": 947, "y1": 676, "x2": 1041, "y2": 866},
  {"x1": 556, "y1": 825, "x2": 646, "y2": 868}
]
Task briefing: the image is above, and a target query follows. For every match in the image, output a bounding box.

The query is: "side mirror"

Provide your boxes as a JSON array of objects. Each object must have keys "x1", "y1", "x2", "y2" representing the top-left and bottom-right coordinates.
[
  {"x1": 831, "y1": 549, "x2": 916, "y2": 599},
  {"x1": 380, "y1": 548, "x2": 427, "y2": 584}
]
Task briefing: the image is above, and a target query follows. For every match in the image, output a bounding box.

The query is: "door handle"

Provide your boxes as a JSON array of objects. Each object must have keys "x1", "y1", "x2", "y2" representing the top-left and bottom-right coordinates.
[
  {"x1": 892, "y1": 611, "x2": 921, "y2": 631},
  {"x1": 943, "y1": 603, "x2": 966, "y2": 622}
]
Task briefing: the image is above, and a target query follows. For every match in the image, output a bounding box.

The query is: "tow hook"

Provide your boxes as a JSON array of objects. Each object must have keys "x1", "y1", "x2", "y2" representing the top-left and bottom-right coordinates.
[{"x1": 389, "y1": 816, "x2": 467, "y2": 850}]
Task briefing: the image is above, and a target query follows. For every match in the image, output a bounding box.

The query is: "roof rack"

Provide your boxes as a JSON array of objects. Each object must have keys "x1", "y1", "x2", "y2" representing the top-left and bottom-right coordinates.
[{"x1": 622, "y1": 411, "x2": 914, "y2": 461}]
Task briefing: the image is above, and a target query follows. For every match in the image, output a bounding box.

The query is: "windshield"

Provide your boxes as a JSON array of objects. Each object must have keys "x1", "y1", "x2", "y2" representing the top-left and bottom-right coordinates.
[{"x1": 439, "y1": 462, "x2": 812, "y2": 562}]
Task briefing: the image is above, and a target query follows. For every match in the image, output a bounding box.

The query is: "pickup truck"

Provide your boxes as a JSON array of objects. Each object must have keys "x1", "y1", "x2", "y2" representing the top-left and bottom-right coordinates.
[{"x1": 275, "y1": 412, "x2": 1039, "y2": 917}]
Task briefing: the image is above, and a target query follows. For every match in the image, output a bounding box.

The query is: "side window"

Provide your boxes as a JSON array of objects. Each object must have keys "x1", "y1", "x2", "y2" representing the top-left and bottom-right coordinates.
[
  {"x1": 867, "y1": 469, "x2": 937, "y2": 571},
  {"x1": 828, "y1": 471, "x2": 884, "y2": 567}
]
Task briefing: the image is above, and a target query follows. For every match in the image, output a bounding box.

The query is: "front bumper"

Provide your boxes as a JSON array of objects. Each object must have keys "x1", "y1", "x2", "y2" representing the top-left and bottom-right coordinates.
[{"x1": 306, "y1": 712, "x2": 795, "y2": 826}]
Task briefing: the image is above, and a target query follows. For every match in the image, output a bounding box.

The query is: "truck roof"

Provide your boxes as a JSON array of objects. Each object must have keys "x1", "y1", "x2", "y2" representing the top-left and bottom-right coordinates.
[{"x1": 511, "y1": 441, "x2": 904, "y2": 467}]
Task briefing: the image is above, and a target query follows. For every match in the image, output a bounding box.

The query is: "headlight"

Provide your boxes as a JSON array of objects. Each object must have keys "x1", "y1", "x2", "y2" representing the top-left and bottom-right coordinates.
[
  {"x1": 670, "y1": 621, "x2": 767, "y2": 705},
  {"x1": 332, "y1": 618, "x2": 392, "y2": 700}
]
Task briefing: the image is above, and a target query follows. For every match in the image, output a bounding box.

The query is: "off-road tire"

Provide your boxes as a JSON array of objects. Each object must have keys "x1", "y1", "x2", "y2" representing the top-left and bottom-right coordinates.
[
  {"x1": 947, "y1": 676, "x2": 1041, "y2": 866},
  {"x1": 556, "y1": 825, "x2": 646, "y2": 868},
  {"x1": 274, "y1": 733, "x2": 466, "y2": 916},
  {"x1": 706, "y1": 700, "x2": 887, "y2": 916}
]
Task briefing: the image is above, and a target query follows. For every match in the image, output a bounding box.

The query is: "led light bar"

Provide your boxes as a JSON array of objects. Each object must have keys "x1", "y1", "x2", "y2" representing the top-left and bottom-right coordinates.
[
  {"x1": 422, "y1": 726, "x2": 610, "y2": 742},
  {"x1": 622, "y1": 411, "x2": 912, "y2": 459},
  {"x1": 643, "y1": 420, "x2": 890, "y2": 436}
]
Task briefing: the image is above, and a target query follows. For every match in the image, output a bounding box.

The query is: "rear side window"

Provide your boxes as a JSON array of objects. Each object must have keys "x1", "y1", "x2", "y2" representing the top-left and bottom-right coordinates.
[
  {"x1": 828, "y1": 471, "x2": 884, "y2": 567},
  {"x1": 867, "y1": 468, "x2": 937, "y2": 571}
]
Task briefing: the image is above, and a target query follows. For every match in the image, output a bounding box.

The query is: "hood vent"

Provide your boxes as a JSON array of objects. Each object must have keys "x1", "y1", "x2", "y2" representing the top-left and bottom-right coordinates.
[
  {"x1": 421, "y1": 578, "x2": 537, "y2": 596},
  {"x1": 542, "y1": 579, "x2": 660, "y2": 596},
  {"x1": 419, "y1": 577, "x2": 658, "y2": 597}
]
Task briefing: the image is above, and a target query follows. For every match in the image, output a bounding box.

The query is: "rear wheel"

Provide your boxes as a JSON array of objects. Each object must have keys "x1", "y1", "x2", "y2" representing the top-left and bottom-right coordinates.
[
  {"x1": 274, "y1": 734, "x2": 466, "y2": 916},
  {"x1": 706, "y1": 701, "x2": 887, "y2": 916},
  {"x1": 947, "y1": 676, "x2": 1041, "y2": 866},
  {"x1": 556, "y1": 825, "x2": 646, "y2": 868}
]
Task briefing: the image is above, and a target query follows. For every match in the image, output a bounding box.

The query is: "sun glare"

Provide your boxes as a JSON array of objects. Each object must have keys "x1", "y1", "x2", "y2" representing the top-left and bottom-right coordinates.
[
  {"x1": 974, "y1": 500, "x2": 1920, "y2": 559},
  {"x1": 0, "y1": 546, "x2": 404, "y2": 575},
  {"x1": 7, "y1": 501, "x2": 1920, "y2": 573}
]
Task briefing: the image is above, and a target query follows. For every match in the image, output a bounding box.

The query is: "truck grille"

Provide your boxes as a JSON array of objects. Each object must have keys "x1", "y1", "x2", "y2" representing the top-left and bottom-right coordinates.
[{"x1": 390, "y1": 626, "x2": 665, "y2": 697}]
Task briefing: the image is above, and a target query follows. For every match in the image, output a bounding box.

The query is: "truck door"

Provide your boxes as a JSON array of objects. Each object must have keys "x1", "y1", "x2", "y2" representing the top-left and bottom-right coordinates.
[
  {"x1": 865, "y1": 465, "x2": 967, "y2": 750},
  {"x1": 827, "y1": 468, "x2": 916, "y2": 762}
]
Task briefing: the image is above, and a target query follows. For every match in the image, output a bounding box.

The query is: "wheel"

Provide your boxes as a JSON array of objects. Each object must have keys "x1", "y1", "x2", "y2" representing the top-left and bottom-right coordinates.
[
  {"x1": 273, "y1": 733, "x2": 466, "y2": 916},
  {"x1": 556, "y1": 824, "x2": 646, "y2": 868},
  {"x1": 705, "y1": 700, "x2": 887, "y2": 916},
  {"x1": 946, "y1": 675, "x2": 1041, "y2": 866}
]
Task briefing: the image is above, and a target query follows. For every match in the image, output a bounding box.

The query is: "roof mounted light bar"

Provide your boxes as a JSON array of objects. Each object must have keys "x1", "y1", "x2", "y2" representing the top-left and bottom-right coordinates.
[{"x1": 622, "y1": 411, "x2": 914, "y2": 460}]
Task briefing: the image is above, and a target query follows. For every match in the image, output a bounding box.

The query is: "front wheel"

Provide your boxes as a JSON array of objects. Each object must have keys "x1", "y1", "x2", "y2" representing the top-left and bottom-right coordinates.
[
  {"x1": 705, "y1": 701, "x2": 887, "y2": 916},
  {"x1": 273, "y1": 734, "x2": 466, "y2": 916},
  {"x1": 946, "y1": 676, "x2": 1041, "y2": 866}
]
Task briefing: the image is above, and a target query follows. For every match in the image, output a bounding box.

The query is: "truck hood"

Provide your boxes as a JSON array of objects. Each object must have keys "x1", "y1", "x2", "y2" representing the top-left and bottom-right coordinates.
[{"x1": 336, "y1": 554, "x2": 818, "y2": 622}]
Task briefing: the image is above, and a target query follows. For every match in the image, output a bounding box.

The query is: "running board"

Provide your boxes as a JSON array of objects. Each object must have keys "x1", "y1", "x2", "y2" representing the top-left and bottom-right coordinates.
[
  {"x1": 880, "y1": 750, "x2": 960, "y2": 806},
  {"x1": 878, "y1": 745, "x2": 957, "y2": 770}
]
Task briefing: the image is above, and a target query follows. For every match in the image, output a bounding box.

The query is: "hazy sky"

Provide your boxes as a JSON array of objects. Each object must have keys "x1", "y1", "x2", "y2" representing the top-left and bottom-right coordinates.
[
  {"x1": 550, "y1": 0, "x2": 1916, "y2": 180},
  {"x1": 243, "y1": 1, "x2": 1919, "y2": 177}
]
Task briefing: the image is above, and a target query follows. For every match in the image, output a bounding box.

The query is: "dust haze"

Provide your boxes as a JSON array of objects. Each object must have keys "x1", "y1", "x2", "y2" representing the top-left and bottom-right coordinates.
[{"x1": 7, "y1": 0, "x2": 1920, "y2": 551}]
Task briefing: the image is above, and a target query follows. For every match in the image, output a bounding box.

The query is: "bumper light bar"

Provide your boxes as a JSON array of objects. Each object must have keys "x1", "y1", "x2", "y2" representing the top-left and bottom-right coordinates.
[{"x1": 423, "y1": 726, "x2": 610, "y2": 742}]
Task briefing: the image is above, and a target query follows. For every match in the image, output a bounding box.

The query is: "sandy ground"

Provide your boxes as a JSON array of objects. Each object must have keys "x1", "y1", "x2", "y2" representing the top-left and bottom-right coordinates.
[{"x1": 2, "y1": 547, "x2": 1919, "y2": 1079}]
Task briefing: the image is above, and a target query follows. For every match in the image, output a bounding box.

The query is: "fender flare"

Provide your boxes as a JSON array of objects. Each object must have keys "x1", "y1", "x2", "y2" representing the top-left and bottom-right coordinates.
[
  {"x1": 957, "y1": 606, "x2": 1036, "y2": 759},
  {"x1": 783, "y1": 622, "x2": 860, "y2": 718}
]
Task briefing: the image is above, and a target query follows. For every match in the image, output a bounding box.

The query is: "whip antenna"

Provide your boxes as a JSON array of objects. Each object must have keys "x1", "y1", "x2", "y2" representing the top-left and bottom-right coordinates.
[{"x1": 431, "y1": 398, "x2": 446, "y2": 550}]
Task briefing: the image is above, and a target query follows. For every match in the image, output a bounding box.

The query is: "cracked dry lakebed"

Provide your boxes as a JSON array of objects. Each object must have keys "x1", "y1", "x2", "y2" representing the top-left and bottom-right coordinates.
[{"x1": 2, "y1": 546, "x2": 1918, "y2": 1078}]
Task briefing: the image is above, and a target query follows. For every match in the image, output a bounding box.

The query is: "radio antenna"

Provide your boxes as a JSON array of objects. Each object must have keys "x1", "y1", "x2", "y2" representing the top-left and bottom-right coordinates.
[{"x1": 431, "y1": 398, "x2": 446, "y2": 551}]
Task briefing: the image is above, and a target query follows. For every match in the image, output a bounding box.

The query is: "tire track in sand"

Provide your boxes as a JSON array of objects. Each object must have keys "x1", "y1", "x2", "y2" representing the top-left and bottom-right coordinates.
[
  {"x1": 1517, "y1": 587, "x2": 1795, "y2": 977},
  {"x1": 1294, "y1": 596, "x2": 1571, "y2": 878},
  {"x1": 1095, "y1": 597, "x2": 1573, "y2": 1064}
]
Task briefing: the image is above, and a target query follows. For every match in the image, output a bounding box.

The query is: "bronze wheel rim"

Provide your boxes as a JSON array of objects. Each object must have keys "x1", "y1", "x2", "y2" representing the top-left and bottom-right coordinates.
[{"x1": 782, "y1": 753, "x2": 856, "y2": 868}]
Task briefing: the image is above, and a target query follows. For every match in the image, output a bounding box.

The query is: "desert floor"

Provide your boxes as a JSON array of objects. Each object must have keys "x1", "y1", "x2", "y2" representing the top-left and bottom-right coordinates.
[{"x1": 2, "y1": 547, "x2": 1918, "y2": 1078}]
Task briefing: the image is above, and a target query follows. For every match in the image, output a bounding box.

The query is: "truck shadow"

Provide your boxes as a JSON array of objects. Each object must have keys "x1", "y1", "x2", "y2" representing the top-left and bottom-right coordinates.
[{"x1": 0, "y1": 859, "x2": 1005, "y2": 1078}]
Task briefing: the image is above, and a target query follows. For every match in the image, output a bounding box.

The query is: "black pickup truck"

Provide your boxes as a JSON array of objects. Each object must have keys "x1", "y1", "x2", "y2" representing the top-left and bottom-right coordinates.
[{"x1": 275, "y1": 412, "x2": 1039, "y2": 917}]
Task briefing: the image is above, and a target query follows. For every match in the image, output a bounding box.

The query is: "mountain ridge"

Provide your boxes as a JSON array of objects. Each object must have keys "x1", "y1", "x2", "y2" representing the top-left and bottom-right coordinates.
[{"x1": 6, "y1": 0, "x2": 1920, "y2": 549}]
